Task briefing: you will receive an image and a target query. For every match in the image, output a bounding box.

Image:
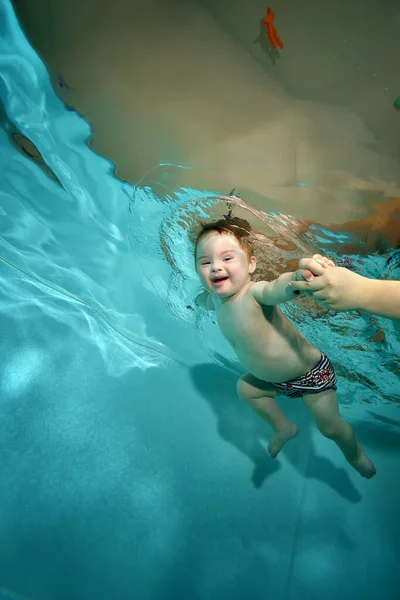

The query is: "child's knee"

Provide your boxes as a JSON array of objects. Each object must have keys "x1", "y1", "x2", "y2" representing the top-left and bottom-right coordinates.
[
  {"x1": 318, "y1": 419, "x2": 344, "y2": 439},
  {"x1": 237, "y1": 378, "x2": 274, "y2": 407},
  {"x1": 236, "y1": 378, "x2": 263, "y2": 405}
]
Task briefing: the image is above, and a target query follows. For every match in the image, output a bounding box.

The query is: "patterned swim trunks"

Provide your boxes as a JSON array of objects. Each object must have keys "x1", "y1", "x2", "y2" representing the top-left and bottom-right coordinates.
[{"x1": 272, "y1": 353, "x2": 337, "y2": 399}]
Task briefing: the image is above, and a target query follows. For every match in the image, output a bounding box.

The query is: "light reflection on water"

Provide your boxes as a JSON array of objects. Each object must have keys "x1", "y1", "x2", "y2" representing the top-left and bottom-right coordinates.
[{"x1": 0, "y1": 0, "x2": 399, "y2": 408}]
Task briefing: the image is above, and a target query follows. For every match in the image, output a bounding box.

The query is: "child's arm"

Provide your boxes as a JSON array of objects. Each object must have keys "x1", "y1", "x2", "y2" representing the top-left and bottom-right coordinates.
[
  {"x1": 195, "y1": 291, "x2": 215, "y2": 311},
  {"x1": 252, "y1": 272, "x2": 303, "y2": 306}
]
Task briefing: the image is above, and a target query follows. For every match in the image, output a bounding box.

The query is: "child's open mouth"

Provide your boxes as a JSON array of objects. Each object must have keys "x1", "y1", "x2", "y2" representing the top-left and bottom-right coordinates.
[{"x1": 212, "y1": 276, "x2": 229, "y2": 286}]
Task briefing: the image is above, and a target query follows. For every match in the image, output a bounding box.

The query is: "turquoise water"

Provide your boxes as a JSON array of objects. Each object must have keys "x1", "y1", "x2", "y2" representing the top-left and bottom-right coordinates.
[{"x1": 1, "y1": 1, "x2": 400, "y2": 599}]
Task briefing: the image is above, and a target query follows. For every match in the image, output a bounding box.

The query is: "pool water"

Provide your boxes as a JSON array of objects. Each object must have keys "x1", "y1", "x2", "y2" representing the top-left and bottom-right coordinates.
[{"x1": 1, "y1": 1, "x2": 400, "y2": 599}]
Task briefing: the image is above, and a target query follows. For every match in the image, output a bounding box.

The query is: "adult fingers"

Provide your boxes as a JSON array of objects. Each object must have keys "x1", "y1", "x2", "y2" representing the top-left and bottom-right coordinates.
[
  {"x1": 290, "y1": 278, "x2": 325, "y2": 291},
  {"x1": 312, "y1": 253, "x2": 336, "y2": 268},
  {"x1": 312, "y1": 290, "x2": 330, "y2": 301}
]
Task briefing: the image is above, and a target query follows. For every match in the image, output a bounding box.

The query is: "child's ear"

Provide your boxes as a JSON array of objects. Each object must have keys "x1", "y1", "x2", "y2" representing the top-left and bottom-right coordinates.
[{"x1": 249, "y1": 256, "x2": 257, "y2": 274}]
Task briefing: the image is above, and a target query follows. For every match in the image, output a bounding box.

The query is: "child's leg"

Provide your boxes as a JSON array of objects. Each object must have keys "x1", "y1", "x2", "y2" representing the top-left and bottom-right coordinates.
[
  {"x1": 303, "y1": 389, "x2": 376, "y2": 478},
  {"x1": 237, "y1": 373, "x2": 299, "y2": 458}
]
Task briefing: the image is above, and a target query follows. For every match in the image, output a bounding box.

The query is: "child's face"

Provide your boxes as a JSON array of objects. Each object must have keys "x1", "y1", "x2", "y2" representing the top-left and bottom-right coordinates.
[{"x1": 196, "y1": 232, "x2": 256, "y2": 298}]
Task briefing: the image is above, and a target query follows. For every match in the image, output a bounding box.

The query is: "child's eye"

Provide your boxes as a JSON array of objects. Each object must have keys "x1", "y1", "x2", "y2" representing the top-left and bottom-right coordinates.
[
  {"x1": 201, "y1": 261, "x2": 210, "y2": 266},
  {"x1": 224, "y1": 257, "x2": 232, "y2": 261}
]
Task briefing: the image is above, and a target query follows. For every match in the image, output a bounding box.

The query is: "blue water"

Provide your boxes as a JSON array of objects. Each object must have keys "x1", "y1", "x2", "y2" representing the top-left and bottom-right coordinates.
[{"x1": 1, "y1": 1, "x2": 400, "y2": 599}]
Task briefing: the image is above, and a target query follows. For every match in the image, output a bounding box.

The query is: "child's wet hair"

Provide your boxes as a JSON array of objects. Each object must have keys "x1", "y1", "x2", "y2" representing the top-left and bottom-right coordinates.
[{"x1": 193, "y1": 216, "x2": 254, "y2": 262}]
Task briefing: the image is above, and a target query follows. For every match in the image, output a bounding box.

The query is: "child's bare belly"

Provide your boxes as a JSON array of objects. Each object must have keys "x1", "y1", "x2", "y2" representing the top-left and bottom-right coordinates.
[{"x1": 233, "y1": 342, "x2": 321, "y2": 383}]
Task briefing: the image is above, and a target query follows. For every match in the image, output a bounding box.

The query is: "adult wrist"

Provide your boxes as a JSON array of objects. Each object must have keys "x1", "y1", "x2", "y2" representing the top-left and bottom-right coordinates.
[{"x1": 356, "y1": 276, "x2": 377, "y2": 312}]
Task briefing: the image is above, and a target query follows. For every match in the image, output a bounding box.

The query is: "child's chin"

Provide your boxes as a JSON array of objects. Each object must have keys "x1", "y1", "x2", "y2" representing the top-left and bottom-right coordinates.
[
  {"x1": 212, "y1": 283, "x2": 227, "y2": 292},
  {"x1": 214, "y1": 286, "x2": 233, "y2": 296}
]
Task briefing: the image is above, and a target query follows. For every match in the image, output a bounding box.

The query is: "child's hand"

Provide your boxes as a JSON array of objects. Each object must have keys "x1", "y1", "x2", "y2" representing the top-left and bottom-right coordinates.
[
  {"x1": 294, "y1": 268, "x2": 314, "y2": 282},
  {"x1": 293, "y1": 268, "x2": 315, "y2": 297}
]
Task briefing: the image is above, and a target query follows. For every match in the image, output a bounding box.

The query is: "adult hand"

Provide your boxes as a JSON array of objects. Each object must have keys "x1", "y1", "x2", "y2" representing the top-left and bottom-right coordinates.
[
  {"x1": 292, "y1": 254, "x2": 335, "y2": 297},
  {"x1": 311, "y1": 254, "x2": 336, "y2": 269},
  {"x1": 291, "y1": 254, "x2": 400, "y2": 319},
  {"x1": 290, "y1": 257, "x2": 364, "y2": 311}
]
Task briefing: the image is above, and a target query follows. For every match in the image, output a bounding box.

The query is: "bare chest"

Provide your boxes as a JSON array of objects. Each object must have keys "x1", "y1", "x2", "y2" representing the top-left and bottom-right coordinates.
[{"x1": 216, "y1": 299, "x2": 273, "y2": 348}]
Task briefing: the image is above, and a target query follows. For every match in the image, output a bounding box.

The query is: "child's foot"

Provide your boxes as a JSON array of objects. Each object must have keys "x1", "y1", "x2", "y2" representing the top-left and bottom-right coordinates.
[
  {"x1": 268, "y1": 423, "x2": 299, "y2": 458},
  {"x1": 349, "y1": 443, "x2": 376, "y2": 479}
]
